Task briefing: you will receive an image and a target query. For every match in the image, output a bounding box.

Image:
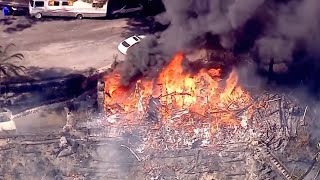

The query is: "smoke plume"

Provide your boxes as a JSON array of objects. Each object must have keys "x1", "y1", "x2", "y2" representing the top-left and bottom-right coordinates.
[{"x1": 121, "y1": 0, "x2": 320, "y2": 88}]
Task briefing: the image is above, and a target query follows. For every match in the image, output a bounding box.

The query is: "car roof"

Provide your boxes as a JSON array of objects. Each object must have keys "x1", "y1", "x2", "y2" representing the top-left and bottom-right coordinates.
[{"x1": 123, "y1": 36, "x2": 140, "y2": 46}]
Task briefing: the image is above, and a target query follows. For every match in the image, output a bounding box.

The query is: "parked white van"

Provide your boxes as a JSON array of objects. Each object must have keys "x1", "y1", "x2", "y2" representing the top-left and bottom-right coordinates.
[{"x1": 29, "y1": 0, "x2": 108, "y2": 19}]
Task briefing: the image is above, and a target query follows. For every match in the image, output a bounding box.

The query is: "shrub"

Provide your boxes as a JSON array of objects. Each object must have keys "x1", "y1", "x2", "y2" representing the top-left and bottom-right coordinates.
[{"x1": 0, "y1": 44, "x2": 25, "y2": 79}]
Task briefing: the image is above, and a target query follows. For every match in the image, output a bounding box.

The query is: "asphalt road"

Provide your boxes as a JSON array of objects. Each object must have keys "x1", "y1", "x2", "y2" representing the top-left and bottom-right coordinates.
[
  {"x1": 0, "y1": 15, "x2": 130, "y2": 78},
  {"x1": 0, "y1": 0, "x2": 28, "y2": 7}
]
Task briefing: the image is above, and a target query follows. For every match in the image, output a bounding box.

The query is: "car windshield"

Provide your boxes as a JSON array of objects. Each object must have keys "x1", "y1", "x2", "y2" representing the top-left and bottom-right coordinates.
[{"x1": 122, "y1": 41, "x2": 130, "y2": 47}]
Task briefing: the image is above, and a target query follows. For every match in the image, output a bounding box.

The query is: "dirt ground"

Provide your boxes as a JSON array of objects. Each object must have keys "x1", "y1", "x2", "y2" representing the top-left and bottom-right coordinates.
[{"x1": 0, "y1": 15, "x2": 132, "y2": 78}]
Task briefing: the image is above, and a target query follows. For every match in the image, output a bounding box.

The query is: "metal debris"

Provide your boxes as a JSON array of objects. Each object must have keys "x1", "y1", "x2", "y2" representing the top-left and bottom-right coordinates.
[
  {"x1": 301, "y1": 106, "x2": 308, "y2": 126},
  {"x1": 120, "y1": 144, "x2": 141, "y2": 162}
]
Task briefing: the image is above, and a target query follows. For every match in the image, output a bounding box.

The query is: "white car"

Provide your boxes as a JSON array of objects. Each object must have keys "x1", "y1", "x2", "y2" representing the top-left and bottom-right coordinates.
[{"x1": 118, "y1": 35, "x2": 146, "y2": 55}]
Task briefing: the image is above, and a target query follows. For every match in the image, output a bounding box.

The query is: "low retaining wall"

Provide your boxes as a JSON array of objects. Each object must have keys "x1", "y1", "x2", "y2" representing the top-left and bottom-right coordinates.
[
  {"x1": 0, "y1": 100, "x2": 69, "y2": 134},
  {"x1": 1, "y1": 74, "x2": 87, "y2": 113}
]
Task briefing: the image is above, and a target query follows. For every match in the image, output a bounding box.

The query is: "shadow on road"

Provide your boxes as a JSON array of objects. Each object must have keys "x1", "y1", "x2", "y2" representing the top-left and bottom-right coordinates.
[
  {"x1": 0, "y1": 15, "x2": 76, "y2": 33},
  {"x1": 25, "y1": 66, "x2": 91, "y2": 79},
  {"x1": 29, "y1": 66, "x2": 103, "y2": 89},
  {"x1": 124, "y1": 15, "x2": 168, "y2": 36},
  {"x1": 1, "y1": 65, "x2": 100, "y2": 85}
]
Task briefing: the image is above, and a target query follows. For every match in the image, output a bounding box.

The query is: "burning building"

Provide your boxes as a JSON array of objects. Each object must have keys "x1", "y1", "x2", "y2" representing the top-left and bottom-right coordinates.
[{"x1": 101, "y1": 51, "x2": 252, "y2": 137}]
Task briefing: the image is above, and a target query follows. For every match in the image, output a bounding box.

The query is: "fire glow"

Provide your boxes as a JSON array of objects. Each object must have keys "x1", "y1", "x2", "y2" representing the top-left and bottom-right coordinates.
[{"x1": 103, "y1": 53, "x2": 252, "y2": 133}]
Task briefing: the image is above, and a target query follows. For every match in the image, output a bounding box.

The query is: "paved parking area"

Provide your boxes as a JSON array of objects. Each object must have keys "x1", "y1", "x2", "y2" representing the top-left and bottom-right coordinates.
[{"x1": 0, "y1": 16, "x2": 130, "y2": 78}]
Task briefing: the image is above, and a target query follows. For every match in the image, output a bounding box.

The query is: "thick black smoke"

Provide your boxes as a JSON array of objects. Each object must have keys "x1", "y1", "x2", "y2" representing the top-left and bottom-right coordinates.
[{"x1": 121, "y1": 0, "x2": 320, "y2": 89}]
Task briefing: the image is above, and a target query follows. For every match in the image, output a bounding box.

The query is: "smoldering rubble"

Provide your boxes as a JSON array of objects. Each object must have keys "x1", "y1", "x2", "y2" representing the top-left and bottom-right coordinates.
[{"x1": 122, "y1": 0, "x2": 320, "y2": 87}]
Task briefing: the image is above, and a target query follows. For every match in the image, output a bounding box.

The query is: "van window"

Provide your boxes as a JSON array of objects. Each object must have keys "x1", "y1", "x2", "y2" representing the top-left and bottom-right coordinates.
[
  {"x1": 62, "y1": 2, "x2": 70, "y2": 6},
  {"x1": 92, "y1": 3, "x2": 104, "y2": 8},
  {"x1": 48, "y1": 1, "x2": 59, "y2": 6},
  {"x1": 35, "y1": 1, "x2": 44, "y2": 7}
]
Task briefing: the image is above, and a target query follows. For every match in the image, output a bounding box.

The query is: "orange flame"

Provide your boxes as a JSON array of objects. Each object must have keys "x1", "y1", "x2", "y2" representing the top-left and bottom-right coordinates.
[{"x1": 103, "y1": 52, "x2": 251, "y2": 132}]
